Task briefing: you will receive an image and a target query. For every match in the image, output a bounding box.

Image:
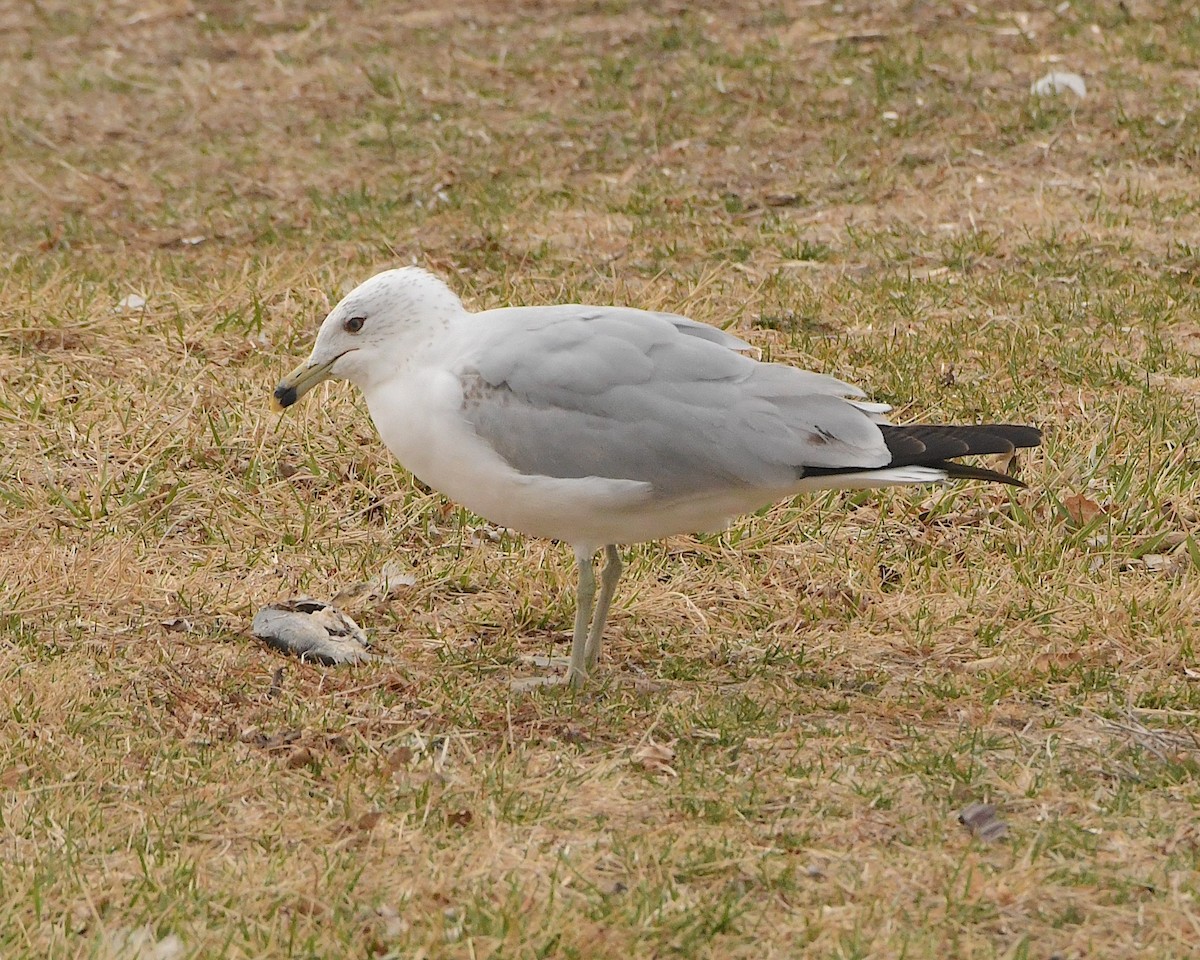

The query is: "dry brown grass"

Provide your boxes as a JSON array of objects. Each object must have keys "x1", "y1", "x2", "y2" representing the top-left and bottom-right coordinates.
[{"x1": 3, "y1": 1, "x2": 1200, "y2": 957}]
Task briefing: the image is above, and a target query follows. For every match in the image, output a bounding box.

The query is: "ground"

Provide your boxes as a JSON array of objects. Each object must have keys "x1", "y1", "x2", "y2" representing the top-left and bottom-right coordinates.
[{"x1": 2, "y1": 1, "x2": 1200, "y2": 958}]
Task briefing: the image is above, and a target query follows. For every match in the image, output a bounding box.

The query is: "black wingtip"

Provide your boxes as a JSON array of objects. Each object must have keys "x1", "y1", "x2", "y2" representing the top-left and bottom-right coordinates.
[
  {"x1": 798, "y1": 422, "x2": 1039, "y2": 488},
  {"x1": 997, "y1": 424, "x2": 1043, "y2": 449},
  {"x1": 881, "y1": 423, "x2": 1042, "y2": 464},
  {"x1": 863, "y1": 423, "x2": 1041, "y2": 487}
]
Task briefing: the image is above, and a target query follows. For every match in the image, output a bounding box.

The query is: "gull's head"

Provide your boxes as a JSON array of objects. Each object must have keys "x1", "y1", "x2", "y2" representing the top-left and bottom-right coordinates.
[{"x1": 272, "y1": 267, "x2": 463, "y2": 411}]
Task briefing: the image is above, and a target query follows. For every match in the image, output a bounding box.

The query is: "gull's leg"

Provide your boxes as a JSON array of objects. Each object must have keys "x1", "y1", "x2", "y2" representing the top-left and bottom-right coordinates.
[
  {"x1": 585, "y1": 544, "x2": 622, "y2": 671},
  {"x1": 568, "y1": 545, "x2": 597, "y2": 688}
]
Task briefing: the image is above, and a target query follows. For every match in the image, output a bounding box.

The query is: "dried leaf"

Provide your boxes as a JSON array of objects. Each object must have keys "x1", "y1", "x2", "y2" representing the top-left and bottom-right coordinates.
[
  {"x1": 38, "y1": 224, "x2": 64, "y2": 251},
  {"x1": 357, "y1": 810, "x2": 384, "y2": 831},
  {"x1": 288, "y1": 895, "x2": 325, "y2": 917},
  {"x1": 1034, "y1": 649, "x2": 1082, "y2": 672},
  {"x1": 446, "y1": 809, "x2": 473, "y2": 827},
  {"x1": 958, "y1": 802, "x2": 1009, "y2": 842},
  {"x1": 333, "y1": 561, "x2": 417, "y2": 607},
  {"x1": 385, "y1": 746, "x2": 414, "y2": 771},
  {"x1": 962, "y1": 655, "x2": 1005, "y2": 674},
  {"x1": 68, "y1": 899, "x2": 91, "y2": 934},
  {"x1": 632, "y1": 740, "x2": 678, "y2": 776},
  {"x1": 0, "y1": 765, "x2": 29, "y2": 788},
  {"x1": 1139, "y1": 554, "x2": 1183, "y2": 575},
  {"x1": 1064, "y1": 493, "x2": 1104, "y2": 526},
  {"x1": 285, "y1": 746, "x2": 316, "y2": 769}
]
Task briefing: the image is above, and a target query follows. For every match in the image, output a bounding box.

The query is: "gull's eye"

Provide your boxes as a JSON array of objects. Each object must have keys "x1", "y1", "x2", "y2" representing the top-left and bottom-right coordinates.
[{"x1": 343, "y1": 316, "x2": 365, "y2": 334}]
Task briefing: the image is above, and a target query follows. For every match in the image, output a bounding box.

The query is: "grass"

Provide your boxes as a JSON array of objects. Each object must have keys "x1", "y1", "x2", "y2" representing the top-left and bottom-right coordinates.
[{"x1": 2, "y1": 0, "x2": 1200, "y2": 957}]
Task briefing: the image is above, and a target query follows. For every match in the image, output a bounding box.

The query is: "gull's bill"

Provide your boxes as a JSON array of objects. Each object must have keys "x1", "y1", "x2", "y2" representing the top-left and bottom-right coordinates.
[{"x1": 272, "y1": 357, "x2": 337, "y2": 412}]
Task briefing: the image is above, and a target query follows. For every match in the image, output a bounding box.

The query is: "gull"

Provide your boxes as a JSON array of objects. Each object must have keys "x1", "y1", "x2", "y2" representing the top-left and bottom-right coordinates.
[{"x1": 273, "y1": 268, "x2": 1040, "y2": 687}]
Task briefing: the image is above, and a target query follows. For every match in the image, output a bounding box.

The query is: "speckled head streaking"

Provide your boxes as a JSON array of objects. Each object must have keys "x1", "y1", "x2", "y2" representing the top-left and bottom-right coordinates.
[{"x1": 272, "y1": 267, "x2": 464, "y2": 410}]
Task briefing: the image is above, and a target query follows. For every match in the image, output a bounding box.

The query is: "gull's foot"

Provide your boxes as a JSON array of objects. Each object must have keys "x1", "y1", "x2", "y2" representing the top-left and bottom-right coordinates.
[{"x1": 510, "y1": 654, "x2": 590, "y2": 691}]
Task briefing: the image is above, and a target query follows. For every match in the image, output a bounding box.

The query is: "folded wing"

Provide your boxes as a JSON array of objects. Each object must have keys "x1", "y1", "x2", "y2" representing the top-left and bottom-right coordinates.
[{"x1": 459, "y1": 305, "x2": 907, "y2": 498}]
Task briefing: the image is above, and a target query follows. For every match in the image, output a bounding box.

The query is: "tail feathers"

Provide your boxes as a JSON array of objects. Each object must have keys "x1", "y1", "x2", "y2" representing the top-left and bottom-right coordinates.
[
  {"x1": 792, "y1": 465, "x2": 950, "y2": 492},
  {"x1": 932, "y1": 460, "x2": 1026, "y2": 488}
]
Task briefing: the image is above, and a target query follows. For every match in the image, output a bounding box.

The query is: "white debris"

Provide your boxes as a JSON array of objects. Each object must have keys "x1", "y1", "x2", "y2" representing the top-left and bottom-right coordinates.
[
  {"x1": 332, "y1": 560, "x2": 417, "y2": 607},
  {"x1": 510, "y1": 675, "x2": 567, "y2": 693},
  {"x1": 252, "y1": 597, "x2": 372, "y2": 665},
  {"x1": 1031, "y1": 71, "x2": 1086, "y2": 98},
  {"x1": 115, "y1": 294, "x2": 147, "y2": 312},
  {"x1": 96, "y1": 926, "x2": 184, "y2": 960}
]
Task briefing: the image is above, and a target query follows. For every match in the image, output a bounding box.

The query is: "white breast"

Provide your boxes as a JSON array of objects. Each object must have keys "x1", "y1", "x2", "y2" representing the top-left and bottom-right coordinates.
[{"x1": 362, "y1": 365, "x2": 657, "y2": 548}]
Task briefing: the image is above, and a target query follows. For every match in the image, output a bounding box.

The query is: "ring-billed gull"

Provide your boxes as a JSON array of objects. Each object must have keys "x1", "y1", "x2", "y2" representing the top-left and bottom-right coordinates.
[{"x1": 273, "y1": 268, "x2": 1041, "y2": 687}]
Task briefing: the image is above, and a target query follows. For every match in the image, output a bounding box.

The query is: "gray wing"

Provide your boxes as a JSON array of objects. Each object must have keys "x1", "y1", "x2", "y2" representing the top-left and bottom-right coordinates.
[{"x1": 459, "y1": 305, "x2": 891, "y2": 498}]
